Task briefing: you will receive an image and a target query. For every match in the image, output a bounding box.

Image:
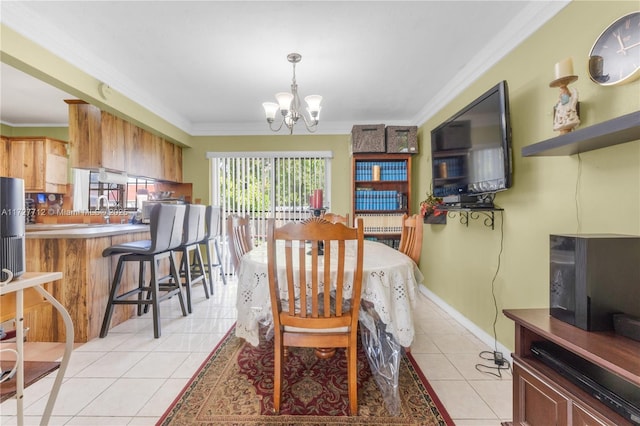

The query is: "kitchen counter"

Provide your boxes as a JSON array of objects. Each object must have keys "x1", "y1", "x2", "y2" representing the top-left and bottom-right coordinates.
[
  {"x1": 24, "y1": 224, "x2": 152, "y2": 343},
  {"x1": 26, "y1": 223, "x2": 149, "y2": 239}
]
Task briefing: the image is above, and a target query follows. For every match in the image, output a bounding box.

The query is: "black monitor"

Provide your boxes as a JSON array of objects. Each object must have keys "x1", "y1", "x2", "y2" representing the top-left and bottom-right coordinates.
[{"x1": 431, "y1": 80, "x2": 513, "y2": 206}]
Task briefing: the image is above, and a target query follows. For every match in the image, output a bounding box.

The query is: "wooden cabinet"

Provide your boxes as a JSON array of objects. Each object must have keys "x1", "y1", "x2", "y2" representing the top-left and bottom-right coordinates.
[
  {"x1": 514, "y1": 361, "x2": 617, "y2": 426},
  {"x1": 162, "y1": 139, "x2": 183, "y2": 183},
  {"x1": 100, "y1": 110, "x2": 127, "y2": 171},
  {"x1": 8, "y1": 137, "x2": 68, "y2": 193},
  {"x1": 351, "y1": 153, "x2": 411, "y2": 247},
  {"x1": 67, "y1": 101, "x2": 182, "y2": 182},
  {"x1": 68, "y1": 101, "x2": 125, "y2": 172},
  {"x1": 68, "y1": 101, "x2": 102, "y2": 170},
  {"x1": 504, "y1": 309, "x2": 638, "y2": 426},
  {"x1": 1, "y1": 136, "x2": 9, "y2": 176}
]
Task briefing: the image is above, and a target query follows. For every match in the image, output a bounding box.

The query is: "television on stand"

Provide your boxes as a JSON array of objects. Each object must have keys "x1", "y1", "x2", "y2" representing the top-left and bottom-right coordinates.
[{"x1": 430, "y1": 80, "x2": 513, "y2": 208}]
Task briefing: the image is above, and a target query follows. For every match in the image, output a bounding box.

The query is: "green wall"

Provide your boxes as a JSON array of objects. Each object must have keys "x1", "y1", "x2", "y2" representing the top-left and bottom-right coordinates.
[
  {"x1": 2, "y1": 1, "x2": 639, "y2": 352},
  {"x1": 414, "y1": 0, "x2": 640, "y2": 351},
  {"x1": 1, "y1": 123, "x2": 68, "y2": 140}
]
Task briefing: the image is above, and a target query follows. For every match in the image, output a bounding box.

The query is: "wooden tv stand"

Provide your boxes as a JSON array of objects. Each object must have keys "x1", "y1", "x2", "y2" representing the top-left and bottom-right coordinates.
[{"x1": 503, "y1": 309, "x2": 640, "y2": 426}]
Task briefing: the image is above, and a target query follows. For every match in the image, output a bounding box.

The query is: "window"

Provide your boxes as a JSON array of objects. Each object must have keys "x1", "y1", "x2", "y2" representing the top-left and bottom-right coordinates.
[
  {"x1": 208, "y1": 151, "x2": 332, "y2": 268},
  {"x1": 85, "y1": 171, "x2": 155, "y2": 212}
]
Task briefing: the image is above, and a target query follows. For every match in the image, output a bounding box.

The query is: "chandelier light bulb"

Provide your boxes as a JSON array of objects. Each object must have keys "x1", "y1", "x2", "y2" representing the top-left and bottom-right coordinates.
[
  {"x1": 305, "y1": 95, "x2": 322, "y2": 111},
  {"x1": 262, "y1": 102, "x2": 279, "y2": 122},
  {"x1": 275, "y1": 92, "x2": 294, "y2": 114},
  {"x1": 305, "y1": 95, "x2": 322, "y2": 121}
]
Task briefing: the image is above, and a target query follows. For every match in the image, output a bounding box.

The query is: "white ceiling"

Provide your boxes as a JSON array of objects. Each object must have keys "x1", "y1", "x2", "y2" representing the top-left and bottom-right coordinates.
[{"x1": 0, "y1": 1, "x2": 569, "y2": 136}]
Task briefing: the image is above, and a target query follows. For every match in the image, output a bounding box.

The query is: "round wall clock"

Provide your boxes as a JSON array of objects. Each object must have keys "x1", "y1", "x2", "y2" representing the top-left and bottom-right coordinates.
[{"x1": 588, "y1": 11, "x2": 640, "y2": 86}]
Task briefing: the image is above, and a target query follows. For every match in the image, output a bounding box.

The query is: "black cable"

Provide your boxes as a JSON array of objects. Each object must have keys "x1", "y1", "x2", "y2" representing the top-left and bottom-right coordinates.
[
  {"x1": 476, "y1": 210, "x2": 507, "y2": 378},
  {"x1": 575, "y1": 152, "x2": 582, "y2": 234},
  {"x1": 475, "y1": 350, "x2": 512, "y2": 378},
  {"x1": 490, "y1": 211, "x2": 504, "y2": 352}
]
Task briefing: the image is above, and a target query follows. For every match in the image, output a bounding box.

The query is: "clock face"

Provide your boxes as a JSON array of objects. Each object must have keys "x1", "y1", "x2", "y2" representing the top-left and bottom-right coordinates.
[{"x1": 588, "y1": 11, "x2": 640, "y2": 86}]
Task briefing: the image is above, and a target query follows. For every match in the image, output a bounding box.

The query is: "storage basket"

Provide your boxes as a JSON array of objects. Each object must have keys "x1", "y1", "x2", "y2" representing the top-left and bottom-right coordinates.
[
  {"x1": 386, "y1": 126, "x2": 418, "y2": 154},
  {"x1": 351, "y1": 124, "x2": 386, "y2": 153}
]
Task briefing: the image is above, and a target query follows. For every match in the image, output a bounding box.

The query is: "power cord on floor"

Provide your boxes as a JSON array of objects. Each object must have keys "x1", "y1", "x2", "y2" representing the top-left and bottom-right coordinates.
[
  {"x1": 474, "y1": 210, "x2": 510, "y2": 378},
  {"x1": 475, "y1": 349, "x2": 512, "y2": 378}
]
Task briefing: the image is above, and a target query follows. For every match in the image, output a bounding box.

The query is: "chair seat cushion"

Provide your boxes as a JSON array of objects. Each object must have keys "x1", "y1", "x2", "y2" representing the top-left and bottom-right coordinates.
[
  {"x1": 102, "y1": 240, "x2": 152, "y2": 257},
  {"x1": 284, "y1": 325, "x2": 349, "y2": 333}
]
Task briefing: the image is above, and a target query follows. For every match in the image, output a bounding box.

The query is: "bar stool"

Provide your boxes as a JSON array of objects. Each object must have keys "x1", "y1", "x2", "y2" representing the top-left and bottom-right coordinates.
[
  {"x1": 176, "y1": 204, "x2": 209, "y2": 313},
  {"x1": 100, "y1": 203, "x2": 187, "y2": 339},
  {"x1": 194, "y1": 205, "x2": 226, "y2": 291}
]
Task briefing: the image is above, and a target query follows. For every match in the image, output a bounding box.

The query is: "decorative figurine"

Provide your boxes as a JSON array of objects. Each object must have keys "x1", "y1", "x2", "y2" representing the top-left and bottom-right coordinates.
[{"x1": 550, "y1": 58, "x2": 580, "y2": 134}]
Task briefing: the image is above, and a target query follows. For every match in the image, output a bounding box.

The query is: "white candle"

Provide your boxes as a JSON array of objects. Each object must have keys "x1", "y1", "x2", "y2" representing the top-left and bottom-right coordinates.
[{"x1": 554, "y1": 58, "x2": 574, "y2": 79}]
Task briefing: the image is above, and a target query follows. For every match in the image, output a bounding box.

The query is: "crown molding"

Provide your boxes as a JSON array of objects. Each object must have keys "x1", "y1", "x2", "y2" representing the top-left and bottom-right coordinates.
[{"x1": 412, "y1": 0, "x2": 570, "y2": 128}]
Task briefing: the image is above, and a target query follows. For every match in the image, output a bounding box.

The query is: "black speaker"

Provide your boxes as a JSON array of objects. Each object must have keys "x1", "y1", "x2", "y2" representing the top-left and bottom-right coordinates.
[
  {"x1": 613, "y1": 314, "x2": 640, "y2": 342},
  {"x1": 0, "y1": 177, "x2": 26, "y2": 282},
  {"x1": 550, "y1": 234, "x2": 640, "y2": 331}
]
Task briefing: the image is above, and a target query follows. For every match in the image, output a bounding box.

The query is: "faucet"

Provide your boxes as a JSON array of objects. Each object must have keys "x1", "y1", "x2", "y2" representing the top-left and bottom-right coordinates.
[{"x1": 96, "y1": 195, "x2": 111, "y2": 224}]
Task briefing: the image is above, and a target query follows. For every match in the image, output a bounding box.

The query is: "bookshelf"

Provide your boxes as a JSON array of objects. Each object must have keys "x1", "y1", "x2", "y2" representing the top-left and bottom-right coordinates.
[{"x1": 351, "y1": 153, "x2": 412, "y2": 248}]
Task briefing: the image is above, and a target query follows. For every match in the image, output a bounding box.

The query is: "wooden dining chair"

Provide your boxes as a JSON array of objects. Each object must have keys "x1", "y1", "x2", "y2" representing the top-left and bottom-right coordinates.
[
  {"x1": 398, "y1": 213, "x2": 423, "y2": 264},
  {"x1": 226, "y1": 214, "x2": 253, "y2": 272},
  {"x1": 323, "y1": 212, "x2": 350, "y2": 226},
  {"x1": 266, "y1": 217, "x2": 365, "y2": 415}
]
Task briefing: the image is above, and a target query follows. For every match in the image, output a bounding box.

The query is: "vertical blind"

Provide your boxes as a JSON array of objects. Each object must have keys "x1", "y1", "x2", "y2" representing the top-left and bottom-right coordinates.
[{"x1": 207, "y1": 151, "x2": 332, "y2": 272}]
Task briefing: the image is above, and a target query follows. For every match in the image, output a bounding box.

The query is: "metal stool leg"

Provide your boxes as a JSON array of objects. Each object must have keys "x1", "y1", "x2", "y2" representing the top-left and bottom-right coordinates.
[
  {"x1": 194, "y1": 245, "x2": 210, "y2": 298},
  {"x1": 204, "y1": 240, "x2": 215, "y2": 293},
  {"x1": 169, "y1": 251, "x2": 188, "y2": 317},
  {"x1": 137, "y1": 260, "x2": 146, "y2": 316},
  {"x1": 214, "y1": 239, "x2": 227, "y2": 285},
  {"x1": 180, "y1": 249, "x2": 193, "y2": 314},
  {"x1": 100, "y1": 256, "x2": 126, "y2": 338},
  {"x1": 149, "y1": 257, "x2": 161, "y2": 338}
]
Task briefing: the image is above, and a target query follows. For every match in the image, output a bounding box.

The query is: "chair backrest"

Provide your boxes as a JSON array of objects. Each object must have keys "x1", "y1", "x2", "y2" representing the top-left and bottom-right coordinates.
[
  {"x1": 182, "y1": 204, "x2": 207, "y2": 246},
  {"x1": 398, "y1": 213, "x2": 423, "y2": 264},
  {"x1": 226, "y1": 214, "x2": 253, "y2": 270},
  {"x1": 150, "y1": 203, "x2": 186, "y2": 252},
  {"x1": 204, "y1": 205, "x2": 222, "y2": 240},
  {"x1": 267, "y1": 217, "x2": 365, "y2": 332},
  {"x1": 323, "y1": 212, "x2": 350, "y2": 226}
]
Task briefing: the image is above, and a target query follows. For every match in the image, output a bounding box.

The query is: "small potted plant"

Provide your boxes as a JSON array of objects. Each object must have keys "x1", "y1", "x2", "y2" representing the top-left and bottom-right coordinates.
[{"x1": 420, "y1": 193, "x2": 446, "y2": 224}]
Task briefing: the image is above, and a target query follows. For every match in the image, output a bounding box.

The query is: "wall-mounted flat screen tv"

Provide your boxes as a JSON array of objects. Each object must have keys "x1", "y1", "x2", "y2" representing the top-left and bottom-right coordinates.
[{"x1": 431, "y1": 80, "x2": 513, "y2": 206}]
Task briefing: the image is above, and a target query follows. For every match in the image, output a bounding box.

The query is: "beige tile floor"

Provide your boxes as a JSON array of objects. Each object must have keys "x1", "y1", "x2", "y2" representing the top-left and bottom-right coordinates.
[{"x1": 1, "y1": 276, "x2": 512, "y2": 425}]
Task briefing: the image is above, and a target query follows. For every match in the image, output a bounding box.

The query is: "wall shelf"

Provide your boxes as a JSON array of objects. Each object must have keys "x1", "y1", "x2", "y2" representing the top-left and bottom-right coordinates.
[
  {"x1": 521, "y1": 111, "x2": 640, "y2": 157},
  {"x1": 444, "y1": 206, "x2": 504, "y2": 229}
]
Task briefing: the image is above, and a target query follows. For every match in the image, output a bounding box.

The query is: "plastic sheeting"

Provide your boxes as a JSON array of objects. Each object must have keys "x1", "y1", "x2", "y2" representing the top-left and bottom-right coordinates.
[{"x1": 359, "y1": 305, "x2": 403, "y2": 416}]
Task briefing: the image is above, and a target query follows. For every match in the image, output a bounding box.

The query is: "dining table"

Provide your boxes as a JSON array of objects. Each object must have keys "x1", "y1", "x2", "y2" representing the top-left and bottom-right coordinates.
[{"x1": 235, "y1": 239, "x2": 423, "y2": 415}]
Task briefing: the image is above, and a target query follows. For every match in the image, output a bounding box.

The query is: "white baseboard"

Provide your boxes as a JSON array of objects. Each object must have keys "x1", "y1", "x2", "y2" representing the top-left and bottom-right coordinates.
[{"x1": 418, "y1": 285, "x2": 513, "y2": 365}]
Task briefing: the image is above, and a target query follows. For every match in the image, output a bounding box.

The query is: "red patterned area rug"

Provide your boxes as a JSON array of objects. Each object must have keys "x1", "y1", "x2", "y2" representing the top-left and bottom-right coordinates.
[{"x1": 158, "y1": 325, "x2": 453, "y2": 425}]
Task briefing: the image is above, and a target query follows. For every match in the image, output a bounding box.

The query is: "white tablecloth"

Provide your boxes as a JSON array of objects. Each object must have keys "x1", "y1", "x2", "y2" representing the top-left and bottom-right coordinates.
[{"x1": 235, "y1": 240, "x2": 422, "y2": 348}]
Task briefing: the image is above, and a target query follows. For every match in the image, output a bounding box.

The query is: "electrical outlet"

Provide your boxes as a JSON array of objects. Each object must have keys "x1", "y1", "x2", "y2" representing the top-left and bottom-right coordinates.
[{"x1": 494, "y1": 351, "x2": 505, "y2": 366}]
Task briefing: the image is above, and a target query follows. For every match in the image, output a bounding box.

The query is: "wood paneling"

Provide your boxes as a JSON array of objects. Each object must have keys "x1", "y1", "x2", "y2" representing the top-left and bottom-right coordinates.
[{"x1": 24, "y1": 230, "x2": 150, "y2": 343}]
